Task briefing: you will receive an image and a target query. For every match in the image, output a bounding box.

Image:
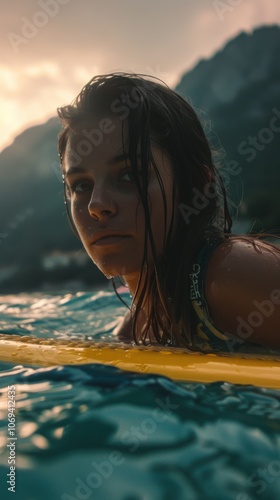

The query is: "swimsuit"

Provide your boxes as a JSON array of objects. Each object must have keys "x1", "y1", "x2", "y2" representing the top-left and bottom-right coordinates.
[
  {"x1": 189, "y1": 236, "x2": 235, "y2": 351},
  {"x1": 189, "y1": 236, "x2": 276, "y2": 354},
  {"x1": 189, "y1": 236, "x2": 269, "y2": 353}
]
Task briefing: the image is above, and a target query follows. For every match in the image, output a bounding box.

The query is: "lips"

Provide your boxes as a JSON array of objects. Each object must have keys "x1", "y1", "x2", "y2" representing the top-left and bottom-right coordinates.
[{"x1": 92, "y1": 232, "x2": 130, "y2": 246}]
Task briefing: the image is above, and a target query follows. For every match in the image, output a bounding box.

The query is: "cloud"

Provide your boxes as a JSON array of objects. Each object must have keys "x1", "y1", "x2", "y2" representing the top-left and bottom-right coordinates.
[
  {"x1": 0, "y1": 0, "x2": 280, "y2": 150},
  {"x1": 0, "y1": 61, "x2": 97, "y2": 149}
]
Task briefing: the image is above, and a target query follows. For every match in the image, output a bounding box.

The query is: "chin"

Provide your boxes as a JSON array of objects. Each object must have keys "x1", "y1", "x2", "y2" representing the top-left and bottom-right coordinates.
[
  {"x1": 93, "y1": 260, "x2": 125, "y2": 276},
  {"x1": 94, "y1": 259, "x2": 141, "y2": 279}
]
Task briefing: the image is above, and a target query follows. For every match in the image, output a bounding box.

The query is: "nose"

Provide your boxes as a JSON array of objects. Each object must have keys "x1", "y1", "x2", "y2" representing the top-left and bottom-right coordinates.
[{"x1": 88, "y1": 184, "x2": 117, "y2": 220}]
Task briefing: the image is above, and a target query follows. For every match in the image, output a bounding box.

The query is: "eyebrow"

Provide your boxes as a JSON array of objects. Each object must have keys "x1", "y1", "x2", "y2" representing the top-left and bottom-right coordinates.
[
  {"x1": 64, "y1": 153, "x2": 141, "y2": 179},
  {"x1": 63, "y1": 166, "x2": 87, "y2": 179},
  {"x1": 107, "y1": 153, "x2": 142, "y2": 165},
  {"x1": 108, "y1": 153, "x2": 131, "y2": 165}
]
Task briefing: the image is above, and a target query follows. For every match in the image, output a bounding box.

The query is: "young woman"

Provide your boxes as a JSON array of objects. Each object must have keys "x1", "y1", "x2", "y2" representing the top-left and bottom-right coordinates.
[{"x1": 57, "y1": 73, "x2": 280, "y2": 352}]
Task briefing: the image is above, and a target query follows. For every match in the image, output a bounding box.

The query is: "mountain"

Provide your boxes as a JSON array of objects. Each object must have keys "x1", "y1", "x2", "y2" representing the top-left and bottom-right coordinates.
[
  {"x1": 0, "y1": 117, "x2": 70, "y2": 259},
  {"x1": 175, "y1": 25, "x2": 280, "y2": 228},
  {"x1": 0, "y1": 25, "x2": 279, "y2": 291},
  {"x1": 175, "y1": 25, "x2": 280, "y2": 113}
]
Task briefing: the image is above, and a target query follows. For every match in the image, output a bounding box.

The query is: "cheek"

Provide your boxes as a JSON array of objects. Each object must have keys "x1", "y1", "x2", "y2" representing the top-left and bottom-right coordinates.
[{"x1": 71, "y1": 200, "x2": 90, "y2": 230}]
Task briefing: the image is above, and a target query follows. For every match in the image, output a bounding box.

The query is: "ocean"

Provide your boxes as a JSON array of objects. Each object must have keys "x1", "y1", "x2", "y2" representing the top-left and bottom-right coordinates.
[{"x1": 0, "y1": 289, "x2": 280, "y2": 500}]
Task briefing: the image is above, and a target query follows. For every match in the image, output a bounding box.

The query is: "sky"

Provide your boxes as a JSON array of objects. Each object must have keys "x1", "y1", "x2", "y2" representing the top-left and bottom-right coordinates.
[{"x1": 1, "y1": 0, "x2": 280, "y2": 152}]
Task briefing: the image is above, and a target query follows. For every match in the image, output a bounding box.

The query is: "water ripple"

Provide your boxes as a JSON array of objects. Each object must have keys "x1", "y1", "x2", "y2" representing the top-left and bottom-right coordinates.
[{"x1": 0, "y1": 290, "x2": 280, "y2": 499}]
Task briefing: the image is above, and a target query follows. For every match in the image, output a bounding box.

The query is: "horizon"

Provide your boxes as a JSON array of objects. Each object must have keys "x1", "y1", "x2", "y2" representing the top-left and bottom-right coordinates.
[{"x1": 1, "y1": 0, "x2": 280, "y2": 152}]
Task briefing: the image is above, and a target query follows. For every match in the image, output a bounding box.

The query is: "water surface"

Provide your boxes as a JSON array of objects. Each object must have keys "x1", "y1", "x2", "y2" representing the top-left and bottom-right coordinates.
[{"x1": 0, "y1": 290, "x2": 279, "y2": 500}]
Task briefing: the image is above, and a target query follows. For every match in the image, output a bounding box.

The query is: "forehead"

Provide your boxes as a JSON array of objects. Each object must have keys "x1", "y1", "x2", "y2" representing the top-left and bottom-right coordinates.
[
  {"x1": 62, "y1": 116, "x2": 173, "y2": 180},
  {"x1": 64, "y1": 116, "x2": 129, "y2": 169}
]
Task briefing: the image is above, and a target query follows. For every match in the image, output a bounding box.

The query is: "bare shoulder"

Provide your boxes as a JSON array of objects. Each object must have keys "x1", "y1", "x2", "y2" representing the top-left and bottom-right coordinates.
[
  {"x1": 205, "y1": 236, "x2": 280, "y2": 347},
  {"x1": 207, "y1": 236, "x2": 280, "y2": 276}
]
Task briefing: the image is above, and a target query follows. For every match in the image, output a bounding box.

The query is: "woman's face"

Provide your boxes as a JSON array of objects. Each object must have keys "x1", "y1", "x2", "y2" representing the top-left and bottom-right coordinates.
[{"x1": 63, "y1": 117, "x2": 177, "y2": 282}]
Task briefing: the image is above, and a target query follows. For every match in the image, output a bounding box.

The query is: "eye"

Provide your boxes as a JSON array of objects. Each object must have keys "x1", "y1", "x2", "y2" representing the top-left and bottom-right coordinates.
[
  {"x1": 120, "y1": 169, "x2": 143, "y2": 182},
  {"x1": 120, "y1": 170, "x2": 135, "y2": 182},
  {"x1": 68, "y1": 180, "x2": 93, "y2": 194}
]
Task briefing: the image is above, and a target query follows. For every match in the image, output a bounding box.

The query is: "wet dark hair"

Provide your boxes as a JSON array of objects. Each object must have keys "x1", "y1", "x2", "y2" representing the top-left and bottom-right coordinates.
[{"x1": 57, "y1": 72, "x2": 232, "y2": 347}]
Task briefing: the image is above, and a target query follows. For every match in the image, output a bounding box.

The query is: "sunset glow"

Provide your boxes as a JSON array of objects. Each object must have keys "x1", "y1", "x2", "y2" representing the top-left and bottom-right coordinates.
[{"x1": 1, "y1": 0, "x2": 280, "y2": 152}]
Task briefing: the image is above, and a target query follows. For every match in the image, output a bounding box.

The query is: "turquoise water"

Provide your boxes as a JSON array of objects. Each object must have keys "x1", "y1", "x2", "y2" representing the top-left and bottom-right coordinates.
[{"x1": 0, "y1": 289, "x2": 280, "y2": 500}]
